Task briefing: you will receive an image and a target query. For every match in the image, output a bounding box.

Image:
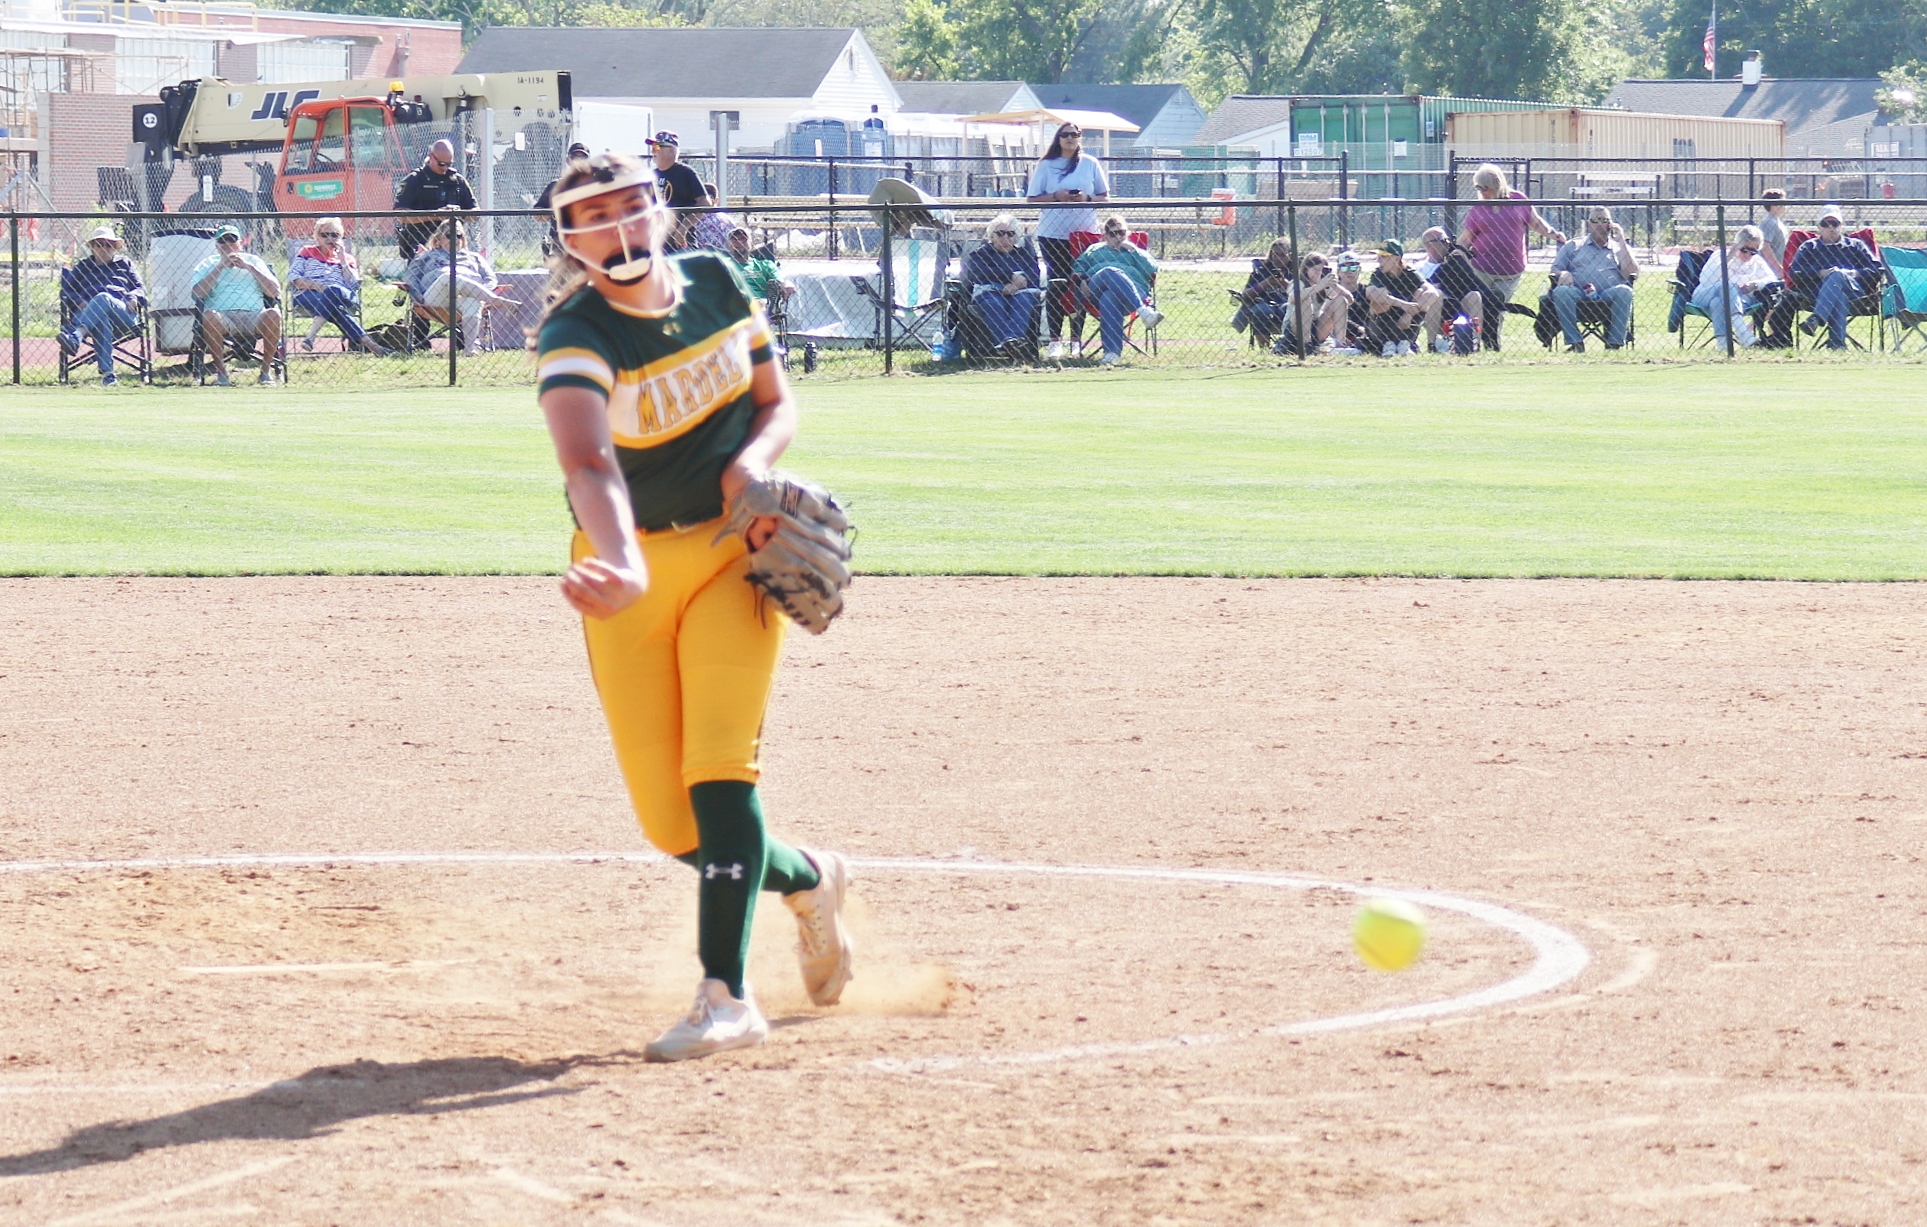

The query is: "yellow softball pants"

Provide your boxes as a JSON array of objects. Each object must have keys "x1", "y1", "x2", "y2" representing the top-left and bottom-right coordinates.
[{"x1": 573, "y1": 521, "x2": 786, "y2": 858}]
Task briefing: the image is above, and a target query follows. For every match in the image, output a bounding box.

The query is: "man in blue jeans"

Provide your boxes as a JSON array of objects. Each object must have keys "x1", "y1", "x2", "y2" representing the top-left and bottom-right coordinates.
[
  {"x1": 58, "y1": 225, "x2": 146, "y2": 385},
  {"x1": 1771, "y1": 208, "x2": 1880, "y2": 350},
  {"x1": 1547, "y1": 207, "x2": 1639, "y2": 351}
]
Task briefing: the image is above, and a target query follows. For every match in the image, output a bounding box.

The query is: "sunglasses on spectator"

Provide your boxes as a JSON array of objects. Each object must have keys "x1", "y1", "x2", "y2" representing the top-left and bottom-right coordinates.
[
  {"x1": 317, "y1": 230, "x2": 342, "y2": 239},
  {"x1": 216, "y1": 236, "x2": 239, "y2": 245},
  {"x1": 1820, "y1": 219, "x2": 1841, "y2": 227},
  {"x1": 993, "y1": 229, "x2": 1016, "y2": 236},
  {"x1": 1105, "y1": 229, "x2": 1126, "y2": 237},
  {"x1": 1739, "y1": 244, "x2": 1759, "y2": 253}
]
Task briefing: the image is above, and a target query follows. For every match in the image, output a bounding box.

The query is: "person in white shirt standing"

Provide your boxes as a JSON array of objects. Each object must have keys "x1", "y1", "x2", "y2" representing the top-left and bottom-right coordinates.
[{"x1": 1026, "y1": 123, "x2": 1109, "y2": 360}]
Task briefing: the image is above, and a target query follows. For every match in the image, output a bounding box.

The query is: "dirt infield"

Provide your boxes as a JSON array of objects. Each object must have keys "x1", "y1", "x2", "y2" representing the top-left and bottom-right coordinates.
[{"x1": 1, "y1": 576, "x2": 1924, "y2": 1225}]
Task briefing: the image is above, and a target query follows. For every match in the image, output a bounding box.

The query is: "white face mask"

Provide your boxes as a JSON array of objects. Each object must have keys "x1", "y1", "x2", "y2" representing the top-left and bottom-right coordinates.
[{"x1": 554, "y1": 173, "x2": 664, "y2": 284}]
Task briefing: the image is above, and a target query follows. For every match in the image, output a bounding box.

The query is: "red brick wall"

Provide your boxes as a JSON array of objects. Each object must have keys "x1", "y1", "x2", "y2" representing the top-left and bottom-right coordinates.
[
  {"x1": 44, "y1": 92, "x2": 154, "y2": 212},
  {"x1": 189, "y1": 16, "x2": 464, "y2": 79}
]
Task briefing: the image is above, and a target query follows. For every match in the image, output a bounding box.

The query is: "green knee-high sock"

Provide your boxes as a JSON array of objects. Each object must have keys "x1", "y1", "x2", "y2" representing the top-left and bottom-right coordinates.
[
  {"x1": 676, "y1": 786, "x2": 819, "y2": 898},
  {"x1": 688, "y1": 781, "x2": 767, "y2": 999}
]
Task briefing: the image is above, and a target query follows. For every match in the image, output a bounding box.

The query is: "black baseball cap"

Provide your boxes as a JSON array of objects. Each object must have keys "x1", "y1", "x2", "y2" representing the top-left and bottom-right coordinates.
[{"x1": 567, "y1": 141, "x2": 590, "y2": 158}]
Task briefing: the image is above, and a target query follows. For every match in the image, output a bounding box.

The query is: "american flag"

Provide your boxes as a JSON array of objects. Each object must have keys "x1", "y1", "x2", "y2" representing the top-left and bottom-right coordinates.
[{"x1": 1702, "y1": 5, "x2": 1717, "y2": 74}]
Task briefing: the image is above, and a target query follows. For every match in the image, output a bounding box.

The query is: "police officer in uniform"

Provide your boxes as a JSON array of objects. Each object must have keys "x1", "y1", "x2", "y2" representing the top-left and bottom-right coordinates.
[{"x1": 394, "y1": 139, "x2": 477, "y2": 261}]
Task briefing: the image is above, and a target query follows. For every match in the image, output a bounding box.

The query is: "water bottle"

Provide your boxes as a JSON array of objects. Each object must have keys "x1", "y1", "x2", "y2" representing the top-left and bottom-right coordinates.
[
  {"x1": 802, "y1": 341, "x2": 819, "y2": 374},
  {"x1": 929, "y1": 326, "x2": 947, "y2": 362},
  {"x1": 1451, "y1": 313, "x2": 1476, "y2": 355}
]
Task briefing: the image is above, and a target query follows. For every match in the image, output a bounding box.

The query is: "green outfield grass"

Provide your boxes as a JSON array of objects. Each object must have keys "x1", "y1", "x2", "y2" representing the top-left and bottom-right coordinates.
[{"x1": 3, "y1": 363, "x2": 1926, "y2": 578}]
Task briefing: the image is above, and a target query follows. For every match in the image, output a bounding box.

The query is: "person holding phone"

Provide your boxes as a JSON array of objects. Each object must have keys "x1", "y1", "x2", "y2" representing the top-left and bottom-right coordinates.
[{"x1": 1027, "y1": 123, "x2": 1110, "y2": 359}]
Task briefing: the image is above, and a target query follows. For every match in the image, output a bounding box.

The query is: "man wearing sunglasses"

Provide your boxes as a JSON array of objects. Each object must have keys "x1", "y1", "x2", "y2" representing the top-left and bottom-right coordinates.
[
  {"x1": 1765, "y1": 208, "x2": 1880, "y2": 349},
  {"x1": 1545, "y1": 207, "x2": 1640, "y2": 351},
  {"x1": 393, "y1": 139, "x2": 476, "y2": 261},
  {"x1": 191, "y1": 224, "x2": 283, "y2": 385},
  {"x1": 57, "y1": 225, "x2": 145, "y2": 385}
]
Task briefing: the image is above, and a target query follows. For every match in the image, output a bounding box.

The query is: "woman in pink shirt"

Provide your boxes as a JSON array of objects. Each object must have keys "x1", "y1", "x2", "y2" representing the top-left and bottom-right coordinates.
[{"x1": 1456, "y1": 164, "x2": 1563, "y2": 349}]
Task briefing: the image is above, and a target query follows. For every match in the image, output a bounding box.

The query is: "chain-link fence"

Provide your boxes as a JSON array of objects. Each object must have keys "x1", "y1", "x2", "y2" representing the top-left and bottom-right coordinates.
[{"x1": 8, "y1": 196, "x2": 1927, "y2": 388}]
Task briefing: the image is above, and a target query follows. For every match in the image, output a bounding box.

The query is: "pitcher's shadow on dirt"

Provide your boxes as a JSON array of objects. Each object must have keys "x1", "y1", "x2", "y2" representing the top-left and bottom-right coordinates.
[{"x1": 0, "y1": 1052, "x2": 638, "y2": 1177}]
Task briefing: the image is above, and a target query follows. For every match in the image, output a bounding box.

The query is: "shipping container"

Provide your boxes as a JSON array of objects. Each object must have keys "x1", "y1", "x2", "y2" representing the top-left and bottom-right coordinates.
[
  {"x1": 1446, "y1": 109, "x2": 1784, "y2": 160},
  {"x1": 1287, "y1": 95, "x2": 1567, "y2": 156}
]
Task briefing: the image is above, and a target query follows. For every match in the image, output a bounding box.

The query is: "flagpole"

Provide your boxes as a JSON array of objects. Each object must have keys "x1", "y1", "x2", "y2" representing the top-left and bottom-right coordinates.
[{"x1": 1706, "y1": 2, "x2": 1717, "y2": 79}]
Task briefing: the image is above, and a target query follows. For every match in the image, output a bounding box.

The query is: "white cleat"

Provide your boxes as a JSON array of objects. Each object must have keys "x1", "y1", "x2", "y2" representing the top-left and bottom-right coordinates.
[
  {"x1": 643, "y1": 978, "x2": 768, "y2": 1063},
  {"x1": 1046, "y1": 339, "x2": 1065, "y2": 360},
  {"x1": 1136, "y1": 304, "x2": 1164, "y2": 329},
  {"x1": 785, "y1": 849, "x2": 855, "y2": 1006}
]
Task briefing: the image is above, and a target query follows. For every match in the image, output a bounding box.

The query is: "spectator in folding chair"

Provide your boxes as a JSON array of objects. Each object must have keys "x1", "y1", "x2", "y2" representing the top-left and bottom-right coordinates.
[
  {"x1": 289, "y1": 216, "x2": 391, "y2": 356},
  {"x1": 1363, "y1": 240, "x2": 1436, "y2": 355},
  {"x1": 725, "y1": 226, "x2": 792, "y2": 307},
  {"x1": 191, "y1": 223, "x2": 283, "y2": 386},
  {"x1": 1763, "y1": 208, "x2": 1880, "y2": 350},
  {"x1": 962, "y1": 213, "x2": 1045, "y2": 360},
  {"x1": 1230, "y1": 238, "x2": 1295, "y2": 347},
  {"x1": 1271, "y1": 253, "x2": 1351, "y2": 356},
  {"x1": 1070, "y1": 215, "x2": 1161, "y2": 366},
  {"x1": 405, "y1": 219, "x2": 517, "y2": 356},
  {"x1": 690, "y1": 182, "x2": 735, "y2": 251},
  {"x1": 1690, "y1": 224, "x2": 1778, "y2": 348},
  {"x1": 725, "y1": 225, "x2": 793, "y2": 358},
  {"x1": 58, "y1": 224, "x2": 146, "y2": 386},
  {"x1": 1545, "y1": 206, "x2": 1640, "y2": 352}
]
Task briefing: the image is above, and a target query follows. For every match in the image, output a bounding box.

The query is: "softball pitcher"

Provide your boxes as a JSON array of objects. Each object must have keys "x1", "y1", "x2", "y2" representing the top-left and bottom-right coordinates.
[{"x1": 534, "y1": 153, "x2": 854, "y2": 1063}]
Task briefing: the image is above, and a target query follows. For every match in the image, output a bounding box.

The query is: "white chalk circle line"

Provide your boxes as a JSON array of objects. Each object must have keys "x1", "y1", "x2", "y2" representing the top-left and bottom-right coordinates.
[{"x1": 0, "y1": 852, "x2": 1591, "y2": 1075}]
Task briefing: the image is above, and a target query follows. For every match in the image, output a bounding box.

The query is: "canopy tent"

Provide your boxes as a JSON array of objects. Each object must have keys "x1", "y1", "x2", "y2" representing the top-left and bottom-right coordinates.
[{"x1": 958, "y1": 107, "x2": 1140, "y2": 155}]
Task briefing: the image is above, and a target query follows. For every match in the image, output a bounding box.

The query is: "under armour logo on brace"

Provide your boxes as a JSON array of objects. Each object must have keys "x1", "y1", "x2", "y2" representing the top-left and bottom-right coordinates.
[{"x1": 704, "y1": 862, "x2": 745, "y2": 881}]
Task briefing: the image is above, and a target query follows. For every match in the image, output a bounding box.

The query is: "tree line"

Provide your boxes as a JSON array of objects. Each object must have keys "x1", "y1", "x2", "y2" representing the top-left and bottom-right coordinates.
[{"x1": 280, "y1": 0, "x2": 1927, "y2": 107}]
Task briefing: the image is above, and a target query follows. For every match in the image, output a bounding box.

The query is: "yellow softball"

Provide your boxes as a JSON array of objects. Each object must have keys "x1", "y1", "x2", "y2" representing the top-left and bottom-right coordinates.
[{"x1": 1352, "y1": 897, "x2": 1426, "y2": 972}]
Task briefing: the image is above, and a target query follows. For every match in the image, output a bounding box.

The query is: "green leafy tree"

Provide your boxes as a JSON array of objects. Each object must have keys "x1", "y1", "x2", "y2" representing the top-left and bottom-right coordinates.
[
  {"x1": 941, "y1": 0, "x2": 1115, "y2": 82},
  {"x1": 1659, "y1": 0, "x2": 1927, "y2": 79},
  {"x1": 1878, "y1": 60, "x2": 1927, "y2": 122},
  {"x1": 1396, "y1": 0, "x2": 1610, "y2": 102},
  {"x1": 895, "y1": 0, "x2": 962, "y2": 78}
]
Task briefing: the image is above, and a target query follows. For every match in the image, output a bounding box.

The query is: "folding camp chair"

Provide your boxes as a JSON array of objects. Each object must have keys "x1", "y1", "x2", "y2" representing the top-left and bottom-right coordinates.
[
  {"x1": 1669, "y1": 248, "x2": 1716, "y2": 348},
  {"x1": 1532, "y1": 273, "x2": 1638, "y2": 350},
  {"x1": 1774, "y1": 228, "x2": 1884, "y2": 350},
  {"x1": 850, "y1": 226, "x2": 952, "y2": 355},
  {"x1": 1882, "y1": 247, "x2": 1927, "y2": 354},
  {"x1": 1065, "y1": 229, "x2": 1159, "y2": 359},
  {"x1": 286, "y1": 239, "x2": 366, "y2": 354},
  {"x1": 57, "y1": 287, "x2": 151, "y2": 386}
]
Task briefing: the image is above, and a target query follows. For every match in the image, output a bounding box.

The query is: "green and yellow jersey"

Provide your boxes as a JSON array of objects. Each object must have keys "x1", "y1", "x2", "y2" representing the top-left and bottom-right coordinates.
[{"x1": 537, "y1": 252, "x2": 774, "y2": 530}]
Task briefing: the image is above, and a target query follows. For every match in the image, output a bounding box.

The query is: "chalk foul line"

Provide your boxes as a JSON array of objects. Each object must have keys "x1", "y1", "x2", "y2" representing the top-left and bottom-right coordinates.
[{"x1": 0, "y1": 851, "x2": 1591, "y2": 1078}]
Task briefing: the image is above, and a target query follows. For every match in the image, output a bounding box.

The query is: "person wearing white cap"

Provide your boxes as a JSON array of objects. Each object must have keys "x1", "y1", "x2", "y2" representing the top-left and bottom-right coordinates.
[
  {"x1": 1764, "y1": 208, "x2": 1880, "y2": 349},
  {"x1": 57, "y1": 225, "x2": 146, "y2": 385}
]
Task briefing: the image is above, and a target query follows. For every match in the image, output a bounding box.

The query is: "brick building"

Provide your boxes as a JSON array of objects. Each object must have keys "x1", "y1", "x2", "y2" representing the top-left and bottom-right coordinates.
[{"x1": 2, "y1": 1, "x2": 460, "y2": 212}]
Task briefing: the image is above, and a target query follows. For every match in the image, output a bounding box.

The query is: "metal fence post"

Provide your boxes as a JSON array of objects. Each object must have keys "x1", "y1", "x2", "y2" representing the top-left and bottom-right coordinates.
[
  {"x1": 1339, "y1": 150, "x2": 1349, "y2": 205},
  {"x1": 9, "y1": 213, "x2": 19, "y2": 385},
  {"x1": 448, "y1": 226, "x2": 459, "y2": 387},
  {"x1": 1716, "y1": 202, "x2": 1733, "y2": 359},
  {"x1": 1288, "y1": 204, "x2": 1304, "y2": 361},
  {"x1": 881, "y1": 202, "x2": 894, "y2": 374},
  {"x1": 827, "y1": 159, "x2": 838, "y2": 260}
]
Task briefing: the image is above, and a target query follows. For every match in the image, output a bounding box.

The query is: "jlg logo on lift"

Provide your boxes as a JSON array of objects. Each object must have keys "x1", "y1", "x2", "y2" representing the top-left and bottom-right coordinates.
[{"x1": 249, "y1": 89, "x2": 323, "y2": 121}]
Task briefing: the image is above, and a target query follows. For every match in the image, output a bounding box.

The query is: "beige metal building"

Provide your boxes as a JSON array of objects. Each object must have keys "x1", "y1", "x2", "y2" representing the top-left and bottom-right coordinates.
[{"x1": 1446, "y1": 109, "x2": 1784, "y2": 160}]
